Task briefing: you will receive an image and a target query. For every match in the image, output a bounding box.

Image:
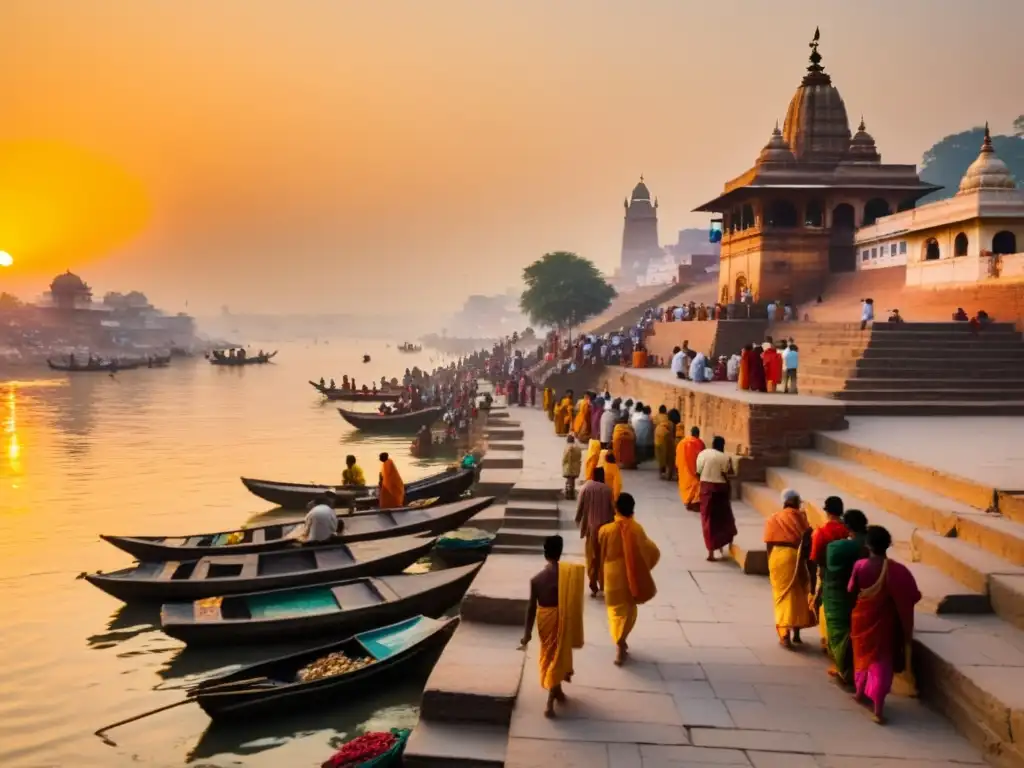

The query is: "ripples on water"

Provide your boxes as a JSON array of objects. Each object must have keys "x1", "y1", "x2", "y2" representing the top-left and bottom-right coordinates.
[{"x1": 0, "y1": 340, "x2": 455, "y2": 767}]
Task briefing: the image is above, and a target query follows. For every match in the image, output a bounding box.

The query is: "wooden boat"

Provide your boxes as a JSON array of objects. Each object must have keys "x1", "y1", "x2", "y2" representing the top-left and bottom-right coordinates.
[
  {"x1": 85, "y1": 534, "x2": 436, "y2": 603},
  {"x1": 190, "y1": 615, "x2": 459, "y2": 720},
  {"x1": 160, "y1": 562, "x2": 480, "y2": 646},
  {"x1": 338, "y1": 405, "x2": 443, "y2": 433},
  {"x1": 240, "y1": 467, "x2": 474, "y2": 509},
  {"x1": 101, "y1": 496, "x2": 494, "y2": 562},
  {"x1": 208, "y1": 351, "x2": 277, "y2": 366},
  {"x1": 309, "y1": 381, "x2": 402, "y2": 402},
  {"x1": 47, "y1": 358, "x2": 143, "y2": 372},
  {"x1": 433, "y1": 528, "x2": 495, "y2": 567},
  {"x1": 397, "y1": 343, "x2": 422, "y2": 353}
]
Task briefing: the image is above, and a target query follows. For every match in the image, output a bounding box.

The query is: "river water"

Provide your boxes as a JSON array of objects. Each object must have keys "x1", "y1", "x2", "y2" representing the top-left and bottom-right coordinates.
[{"x1": 0, "y1": 339, "x2": 460, "y2": 768}]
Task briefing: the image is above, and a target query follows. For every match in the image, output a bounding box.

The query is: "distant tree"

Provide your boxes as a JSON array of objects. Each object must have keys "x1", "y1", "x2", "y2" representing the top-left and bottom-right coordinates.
[
  {"x1": 519, "y1": 251, "x2": 616, "y2": 329},
  {"x1": 521, "y1": 326, "x2": 536, "y2": 340},
  {"x1": 0, "y1": 292, "x2": 22, "y2": 311},
  {"x1": 919, "y1": 124, "x2": 1024, "y2": 203}
]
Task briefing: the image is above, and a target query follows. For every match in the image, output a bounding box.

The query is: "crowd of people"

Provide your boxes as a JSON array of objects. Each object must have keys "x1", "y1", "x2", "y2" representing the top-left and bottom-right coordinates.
[
  {"x1": 666, "y1": 335, "x2": 800, "y2": 394},
  {"x1": 523, "y1": 384, "x2": 921, "y2": 726}
]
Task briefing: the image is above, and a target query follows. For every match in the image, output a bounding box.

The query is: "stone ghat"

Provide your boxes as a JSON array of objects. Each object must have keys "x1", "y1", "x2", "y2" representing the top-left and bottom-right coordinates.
[{"x1": 595, "y1": 368, "x2": 848, "y2": 470}]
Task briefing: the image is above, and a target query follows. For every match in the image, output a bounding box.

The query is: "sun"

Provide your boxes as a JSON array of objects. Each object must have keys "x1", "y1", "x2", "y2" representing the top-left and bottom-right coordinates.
[{"x1": 0, "y1": 252, "x2": 12, "y2": 267}]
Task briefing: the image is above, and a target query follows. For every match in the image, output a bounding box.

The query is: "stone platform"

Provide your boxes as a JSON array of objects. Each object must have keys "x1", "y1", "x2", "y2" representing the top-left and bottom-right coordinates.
[{"x1": 497, "y1": 406, "x2": 986, "y2": 768}]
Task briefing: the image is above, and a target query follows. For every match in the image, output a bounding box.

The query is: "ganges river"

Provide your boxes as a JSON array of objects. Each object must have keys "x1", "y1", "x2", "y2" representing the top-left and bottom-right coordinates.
[{"x1": 0, "y1": 339, "x2": 462, "y2": 768}]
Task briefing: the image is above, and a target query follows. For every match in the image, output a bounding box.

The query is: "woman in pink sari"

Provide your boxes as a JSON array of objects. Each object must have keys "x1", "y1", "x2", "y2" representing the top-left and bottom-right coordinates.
[{"x1": 848, "y1": 525, "x2": 921, "y2": 724}]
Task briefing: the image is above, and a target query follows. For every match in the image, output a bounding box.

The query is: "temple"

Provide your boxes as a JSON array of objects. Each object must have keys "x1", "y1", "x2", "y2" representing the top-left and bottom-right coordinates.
[
  {"x1": 694, "y1": 29, "x2": 939, "y2": 304},
  {"x1": 620, "y1": 176, "x2": 662, "y2": 284}
]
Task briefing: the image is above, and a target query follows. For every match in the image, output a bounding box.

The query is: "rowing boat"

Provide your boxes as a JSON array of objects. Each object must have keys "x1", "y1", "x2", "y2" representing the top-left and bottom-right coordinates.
[
  {"x1": 240, "y1": 467, "x2": 474, "y2": 509},
  {"x1": 209, "y1": 351, "x2": 277, "y2": 366},
  {"x1": 338, "y1": 406, "x2": 443, "y2": 433},
  {"x1": 85, "y1": 534, "x2": 436, "y2": 603},
  {"x1": 160, "y1": 562, "x2": 480, "y2": 645},
  {"x1": 191, "y1": 615, "x2": 459, "y2": 720},
  {"x1": 309, "y1": 381, "x2": 403, "y2": 402},
  {"x1": 100, "y1": 496, "x2": 494, "y2": 562}
]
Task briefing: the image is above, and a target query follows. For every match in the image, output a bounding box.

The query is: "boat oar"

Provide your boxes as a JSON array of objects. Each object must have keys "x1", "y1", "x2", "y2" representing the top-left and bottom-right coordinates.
[{"x1": 94, "y1": 677, "x2": 272, "y2": 746}]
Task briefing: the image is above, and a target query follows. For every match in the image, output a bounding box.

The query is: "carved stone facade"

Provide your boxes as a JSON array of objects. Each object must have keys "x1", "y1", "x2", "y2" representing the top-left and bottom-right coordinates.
[
  {"x1": 621, "y1": 176, "x2": 662, "y2": 283},
  {"x1": 694, "y1": 30, "x2": 937, "y2": 304}
]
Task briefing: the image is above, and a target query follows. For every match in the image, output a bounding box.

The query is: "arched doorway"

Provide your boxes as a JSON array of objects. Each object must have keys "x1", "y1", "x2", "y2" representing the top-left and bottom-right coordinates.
[
  {"x1": 862, "y1": 198, "x2": 892, "y2": 227},
  {"x1": 829, "y1": 204, "x2": 857, "y2": 272},
  {"x1": 954, "y1": 232, "x2": 969, "y2": 257},
  {"x1": 805, "y1": 200, "x2": 824, "y2": 227},
  {"x1": 993, "y1": 231, "x2": 1018, "y2": 255},
  {"x1": 734, "y1": 275, "x2": 748, "y2": 301},
  {"x1": 924, "y1": 239, "x2": 940, "y2": 261},
  {"x1": 766, "y1": 200, "x2": 798, "y2": 228}
]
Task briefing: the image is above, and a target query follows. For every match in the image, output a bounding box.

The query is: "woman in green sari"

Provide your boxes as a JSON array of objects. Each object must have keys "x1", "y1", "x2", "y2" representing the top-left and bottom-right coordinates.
[{"x1": 818, "y1": 509, "x2": 868, "y2": 686}]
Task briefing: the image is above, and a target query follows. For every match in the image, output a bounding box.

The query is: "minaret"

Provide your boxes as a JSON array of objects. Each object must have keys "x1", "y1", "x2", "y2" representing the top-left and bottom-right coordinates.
[{"x1": 620, "y1": 175, "x2": 661, "y2": 284}]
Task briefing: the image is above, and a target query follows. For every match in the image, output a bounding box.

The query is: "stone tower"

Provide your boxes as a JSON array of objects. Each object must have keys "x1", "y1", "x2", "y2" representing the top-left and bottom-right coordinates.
[{"x1": 620, "y1": 176, "x2": 662, "y2": 283}]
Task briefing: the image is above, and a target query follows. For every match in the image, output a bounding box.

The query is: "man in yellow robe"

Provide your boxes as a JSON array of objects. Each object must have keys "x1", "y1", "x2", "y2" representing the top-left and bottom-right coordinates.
[
  {"x1": 583, "y1": 439, "x2": 602, "y2": 481},
  {"x1": 597, "y1": 493, "x2": 661, "y2": 665},
  {"x1": 519, "y1": 535, "x2": 585, "y2": 718},
  {"x1": 675, "y1": 427, "x2": 705, "y2": 511},
  {"x1": 553, "y1": 390, "x2": 574, "y2": 436},
  {"x1": 573, "y1": 392, "x2": 593, "y2": 441},
  {"x1": 377, "y1": 452, "x2": 405, "y2": 509},
  {"x1": 543, "y1": 387, "x2": 556, "y2": 421},
  {"x1": 598, "y1": 451, "x2": 623, "y2": 503}
]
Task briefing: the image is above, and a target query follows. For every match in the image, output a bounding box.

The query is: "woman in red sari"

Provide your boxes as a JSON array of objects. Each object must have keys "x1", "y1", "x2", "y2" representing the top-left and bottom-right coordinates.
[
  {"x1": 748, "y1": 347, "x2": 767, "y2": 392},
  {"x1": 848, "y1": 525, "x2": 921, "y2": 724}
]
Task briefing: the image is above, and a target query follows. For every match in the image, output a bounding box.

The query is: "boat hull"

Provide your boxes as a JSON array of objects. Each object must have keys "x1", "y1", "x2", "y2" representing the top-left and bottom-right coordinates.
[
  {"x1": 309, "y1": 382, "x2": 402, "y2": 402},
  {"x1": 338, "y1": 406, "x2": 443, "y2": 433},
  {"x1": 193, "y1": 616, "x2": 459, "y2": 720},
  {"x1": 240, "y1": 467, "x2": 474, "y2": 509},
  {"x1": 100, "y1": 496, "x2": 493, "y2": 562},
  {"x1": 160, "y1": 564, "x2": 480, "y2": 646},
  {"x1": 84, "y1": 535, "x2": 435, "y2": 603}
]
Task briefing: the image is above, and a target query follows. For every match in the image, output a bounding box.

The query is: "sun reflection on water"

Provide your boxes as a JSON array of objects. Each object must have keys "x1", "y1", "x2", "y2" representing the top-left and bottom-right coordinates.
[{"x1": 4, "y1": 386, "x2": 20, "y2": 478}]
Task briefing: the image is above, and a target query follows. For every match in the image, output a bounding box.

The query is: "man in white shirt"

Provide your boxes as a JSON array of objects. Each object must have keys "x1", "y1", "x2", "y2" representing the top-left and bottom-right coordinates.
[
  {"x1": 782, "y1": 343, "x2": 799, "y2": 394},
  {"x1": 670, "y1": 346, "x2": 686, "y2": 380},
  {"x1": 295, "y1": 493, "x2": 340, "y2": 544}
]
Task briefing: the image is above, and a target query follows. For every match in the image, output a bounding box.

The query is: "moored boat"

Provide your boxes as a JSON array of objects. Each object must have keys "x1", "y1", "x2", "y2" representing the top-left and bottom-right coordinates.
[
  {"x1": 208, "y1": 351, "x2": 277, "y2": 366},
  {"x1": 47, "y1": 358, "x2": 143, "y2": 372},
  {"x1": 190, "y1": 615, "x2": 459, "y2": 720},
  {"x1": 309, "y1": 381, "x2": 402, "y2": 402},
  {"x1": 100, "y1": 496, "x2": 494, "y2": 561},
  {"x1": 85, "y1": 534, "x2": 436, "y2": 603},
  {"x1": 160, "y1": 562, "x2": 480, "y2": 645},
  {"x1": 240, "y1": 467, "x2": 474, "y2": 509},
  {"x1": 338, "y1": 406, "x2": 443, "y2": 433}
]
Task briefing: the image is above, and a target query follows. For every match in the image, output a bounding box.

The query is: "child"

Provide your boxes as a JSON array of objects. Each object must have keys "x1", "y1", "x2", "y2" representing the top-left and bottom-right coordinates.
[{"x1": 562, "y1": 435, "x2": 583, "y2": 500}]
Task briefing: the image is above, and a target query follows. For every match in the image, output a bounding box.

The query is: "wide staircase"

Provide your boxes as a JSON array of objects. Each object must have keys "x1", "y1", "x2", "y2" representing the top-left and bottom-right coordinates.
[
  {"x1": 790, "y1": 321, "x2": 1024, "y2": 414},
  {"x1": 728, "y1": 431, "x2": 1024, "y2": 767},
  {"x1": 583, "y1": 278, "x2": 717, "y2": 337}
]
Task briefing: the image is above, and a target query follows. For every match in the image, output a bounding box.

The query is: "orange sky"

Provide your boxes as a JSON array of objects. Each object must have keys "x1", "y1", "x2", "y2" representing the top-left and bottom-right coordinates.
[{"x1": 0, "y1": 0, "x2": 1021, "y2": 316}]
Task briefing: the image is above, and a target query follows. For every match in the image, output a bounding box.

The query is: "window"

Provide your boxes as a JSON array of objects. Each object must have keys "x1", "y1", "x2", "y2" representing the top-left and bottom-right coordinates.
[
  {"x1": 861, "y1": 250, "x2": 870, "y2": 262},
  {"x1": 924, "y1": 239, "x2": 940, "y2": 261},
  {"x1": 871, "y1": 247, "x2": 877, "y2": 259},
  {"x1": 954, "y1": 232, "x2": 968, "y2": 257},
  {"x1": 899, "y1": 241, "x2": 907, "y2": 255},
  {"x1": 891, "y1": 243, "x2": 898, "y2": 257}
]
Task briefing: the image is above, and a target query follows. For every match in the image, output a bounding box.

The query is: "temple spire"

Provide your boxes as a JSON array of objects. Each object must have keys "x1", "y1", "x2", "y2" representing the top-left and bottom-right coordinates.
[
  {"x1": 982, "y1": 122, "x2": 993, "y2": 153},
  {"x1": 802, "y1": 26, "x2": 831, "y2": 85}
]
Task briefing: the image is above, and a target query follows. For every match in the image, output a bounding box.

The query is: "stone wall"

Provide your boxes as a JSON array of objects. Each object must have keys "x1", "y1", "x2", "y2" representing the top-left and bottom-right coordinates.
[
  {"x1": 596, "y1": 370, "x2": 848, "y2": 474},
  {"x1": 644, "y1": 319, "x2": 769, "y2": 362}
]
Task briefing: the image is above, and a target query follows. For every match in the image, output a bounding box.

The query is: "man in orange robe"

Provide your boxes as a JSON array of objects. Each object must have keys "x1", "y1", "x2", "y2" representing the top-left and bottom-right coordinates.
[
  {"x1": 762, "y1": 342, "x2": 783, "y2": 392},
  {"x1": 675, "y1": 426, "x2": 705, "y2": 511},
  {"x1": 378, "y1": 451, "x2": 405, "y2": 508}
]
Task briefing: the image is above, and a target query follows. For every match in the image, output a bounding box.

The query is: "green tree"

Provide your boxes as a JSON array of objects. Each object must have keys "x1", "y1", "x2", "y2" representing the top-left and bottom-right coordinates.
[
  {"x1": 0, "y1": 292, "x2": 22, "y2": 310},
  {"x1": 1015, "y1": 115, "x2": 1024, "y2": 137},
  {"x1": 919, "y1": 124, "x2": 1024, "y2": 203},
  {"x1": 519, "y1": 251, "x2": 616, "y2": 329}
]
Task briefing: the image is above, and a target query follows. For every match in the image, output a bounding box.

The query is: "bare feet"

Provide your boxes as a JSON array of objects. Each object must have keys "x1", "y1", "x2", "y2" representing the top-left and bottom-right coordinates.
[
  {"x1": 706, "y1": 553, "x2": 716, "y2": 562},
  {"x1": 779, "y1": 634, "x2": 793, "y2": 649},
  {"x1": 544, "y1": 707, "x2": 555, "y2": 718},
  {"x1": 614, "y1": 644, "x2": 627, "y2": 666},
  {"x1": 873, "y1": 713, "x2": 888, "y2": 725},
  {"x1": 792, "y1": 632, "x2": 803, "y2": 645}
]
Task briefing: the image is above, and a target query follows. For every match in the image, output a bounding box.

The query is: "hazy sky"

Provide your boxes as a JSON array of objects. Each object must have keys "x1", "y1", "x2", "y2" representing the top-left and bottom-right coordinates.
[{"x1": 0, "y1": 0, "x2": 1021, "y2": 315}]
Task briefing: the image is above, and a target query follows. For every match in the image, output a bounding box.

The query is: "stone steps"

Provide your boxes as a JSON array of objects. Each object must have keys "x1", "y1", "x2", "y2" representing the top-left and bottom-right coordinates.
[
  {"x1": 485, "y1": 427, "x2": 525, "y2": 441},
  {"x1": 801, "y1": 364, "x2": 1024, "y2": 380},
  {"x1": 507, "y1": 483, "x2": 562, "y2": 503},
  {"x1": 501, "y1": 515, "x2": 560, "y2": 530},
  {"x1": 482, "y1": 450, "x2": 525, "y2": 470},
  {"x1": 831, "y1": 388, "x2": 1024, "y2": 402},
  {"x1": 494, "y1": 527, "x2": 552, "y2": 548},
  {"x1": 837, "y1": 401, "x2": 1024, "y2": 416},
  {"x1": 802, "y1": 377, "x2": 1024, "y2": 392},
  {"x1": 475, "y1": 468, "x2": 520, "y2": 500},
  {"x1": 403, "y1": 721, "x2": 507, "y2": 768}
]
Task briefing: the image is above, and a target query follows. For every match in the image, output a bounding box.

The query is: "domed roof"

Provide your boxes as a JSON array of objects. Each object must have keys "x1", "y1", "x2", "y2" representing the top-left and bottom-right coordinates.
[
  {"x1": 958, "y1": 124, "x2": 1017, "y2": 194},
  {"x1": 781, "y1": 29, "x2": 852, "y2": 162},
  {"x1": 50, "y1": 270, "x2": 91, "y2": 293},
  {"x1": 758, "y1": 122, "x2": 796, "y2": 165},
  {"x1": 847, "y1": 118, "x2": 880, "y2": 163},
  {"x1": 631, "y1": 176, "x2": 651, "y2": 202}
]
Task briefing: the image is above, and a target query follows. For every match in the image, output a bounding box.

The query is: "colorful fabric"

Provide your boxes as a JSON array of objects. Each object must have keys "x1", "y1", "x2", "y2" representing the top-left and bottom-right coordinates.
[
  {"x1": 573, "y1": 399, "x2": 592, "y2": 440},
  {"x1": 654, "y1": 421, "x2": 673, "y2": 470},
  {"x1": 748, "y1": 352, "x2": 767, "y2": 392},
  {"x1": 612, "y1": 423, "x2": 637, "y2": 469},
  {"x1": 554, "y1": 397, "x2": 572, "y2": 435},
  {"x1": 699, "y1": 481, "x2": 737, "y2": 551},
  {"x1": 822, "y1": 537, "x2": 866, "y2": 682},
  {"x1": 562, "y1": 445, "x2": 582, "y2": 478},
  {"x1": 737, "y1": 349, "x2": 750, "y2": 390},
  {"x1": 762, "y1": 347, "x2": 783, "y2": 385},
  {"x1": 598, "y1": 515, "x2": 660, "y2": 644},
  {"x1": 598, "y1": 453, "x2": 622, "y2": 502},
  {"x1": 342, "y1": 464, "x2": 366, "y2": 486},
  {"x1": 537, "y1": 562, "x2": 585, "y2": 690},
  {"x1": 811, "y1": 520, "x2": 849, "y2": 564},
  {"x1": 379, "y1": 459, "x2": 405, "y2": 509},
  {"x1": 576, "y1": 480, "x2": 615, "y2": 588},
  {"x1": 850, "y1": 558, "x2": 921, "y2": 708},
  {"x1": 675, "y1": 436, "x2": 705, "y2": 508},
  {"x1": 763, "y1": 506, "x2": 810, "y2": 546},
  {"x1": 584, "y1": 439, "x2": 602, "y2": 481},
  {"x1": 768, "y1": 543, "x2": 816, "y2": 634}
]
